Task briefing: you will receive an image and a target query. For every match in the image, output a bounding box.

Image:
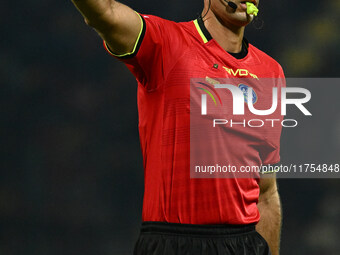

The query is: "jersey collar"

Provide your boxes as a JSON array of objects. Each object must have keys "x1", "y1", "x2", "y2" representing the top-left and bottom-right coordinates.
[
  {"x1": 193, "y1": 15, "x2": 249, "y2": 59},
  {"x1": 194, "y1": 15, "x2": 213, "y2": 43}
]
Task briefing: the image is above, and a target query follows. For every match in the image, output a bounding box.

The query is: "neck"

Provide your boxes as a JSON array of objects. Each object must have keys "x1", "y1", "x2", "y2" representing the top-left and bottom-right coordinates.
[{"x1": 202, "y1": 11, "x2": 245, "y2": 53}]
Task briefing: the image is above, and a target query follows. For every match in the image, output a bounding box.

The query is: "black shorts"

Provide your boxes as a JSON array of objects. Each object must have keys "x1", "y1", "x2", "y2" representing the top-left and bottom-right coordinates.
[{"x1": 133, "y1": 222, "x2": 271, "y2": 255}]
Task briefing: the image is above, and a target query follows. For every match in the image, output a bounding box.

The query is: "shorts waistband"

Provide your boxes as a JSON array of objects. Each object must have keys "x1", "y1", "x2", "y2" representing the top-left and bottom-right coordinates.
[{"x1": 141, "y1": 221, "x2": 256, "y2": 236}]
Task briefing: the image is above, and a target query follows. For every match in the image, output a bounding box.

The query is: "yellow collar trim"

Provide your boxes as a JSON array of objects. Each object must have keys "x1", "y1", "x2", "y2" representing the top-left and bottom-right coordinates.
[{"x1": 193, "y1": 19, "x2": 208, "y2": 44}]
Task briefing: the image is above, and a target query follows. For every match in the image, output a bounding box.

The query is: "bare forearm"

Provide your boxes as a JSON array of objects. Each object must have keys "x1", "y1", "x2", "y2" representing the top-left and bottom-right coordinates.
[
  {"x1": 71, "y1": 0, "x2": 117, "y2": 30},
  {"x1": 71, "y1": 0, "x2": 141, "y2": 54},
  {"x1": 256, "y1": 190, "x2": 282, "y2": 255}
]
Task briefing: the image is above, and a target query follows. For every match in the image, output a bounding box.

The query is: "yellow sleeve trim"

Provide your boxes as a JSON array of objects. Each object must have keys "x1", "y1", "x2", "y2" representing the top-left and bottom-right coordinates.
[
  {"x1": 193, "y1": 19, "x2": 208, "y2": 44},
  {"x1": 260, "y1": 163, "x2": 281, "y2": 174},
  {"x1": 104, "y1": 11, "x2": 144, "y2": 57}
]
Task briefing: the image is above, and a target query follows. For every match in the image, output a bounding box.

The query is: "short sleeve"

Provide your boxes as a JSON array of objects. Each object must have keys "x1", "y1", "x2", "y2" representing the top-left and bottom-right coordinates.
[
  {"x1": 260, "y1": 72, "x2": 286, "y2": 167},
  {"x1": 260, "y1": 142, "x2": 281, "y2": 166},
  {"x1": 104, "y1": 14, "x2": 189, "y2": 91}
]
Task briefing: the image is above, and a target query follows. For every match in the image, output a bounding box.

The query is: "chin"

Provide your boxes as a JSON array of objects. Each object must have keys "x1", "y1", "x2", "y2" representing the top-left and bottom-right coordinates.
[
  {"x1": 214, "y1": 8, "x2": 253, "y2": 28},
  {"x1": 229, "y1": 12, "x2": 253, "y2": 27}
]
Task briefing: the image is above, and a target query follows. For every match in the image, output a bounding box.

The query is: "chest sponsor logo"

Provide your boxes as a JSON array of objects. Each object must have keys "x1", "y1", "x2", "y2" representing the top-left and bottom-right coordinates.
[{"x1": 223, "y1": 67, "x2": 259, "y2": 80}]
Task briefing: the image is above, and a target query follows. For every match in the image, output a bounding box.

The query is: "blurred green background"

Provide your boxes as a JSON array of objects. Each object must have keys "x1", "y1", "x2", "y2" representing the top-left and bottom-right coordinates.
[{"x1": 1, "y1": 0, "x2": 339, "y2": 254}]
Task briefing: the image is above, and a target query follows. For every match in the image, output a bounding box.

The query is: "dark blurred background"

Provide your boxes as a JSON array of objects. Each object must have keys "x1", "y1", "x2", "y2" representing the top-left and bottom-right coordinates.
[{"x1": 1, "y1": 0, "x2": 339, "y2": 254}]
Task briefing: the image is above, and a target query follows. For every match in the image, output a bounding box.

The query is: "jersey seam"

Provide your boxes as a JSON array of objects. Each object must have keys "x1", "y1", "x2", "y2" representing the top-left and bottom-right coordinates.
[
  {"x1": 143, "y1": 22, "x2": 193, "y2": 93},
  {"x1": 163, "y1": 22, "x2": 200, "y2": 85}
]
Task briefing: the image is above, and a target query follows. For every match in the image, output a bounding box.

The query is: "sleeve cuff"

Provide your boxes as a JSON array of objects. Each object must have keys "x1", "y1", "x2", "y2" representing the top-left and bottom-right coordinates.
[
  {"x1": 103, "y1": 12, "x2": 146, "y2": 59},
  {"x1": 260, "y1": 162, "x2": 281, "y2": 174}
]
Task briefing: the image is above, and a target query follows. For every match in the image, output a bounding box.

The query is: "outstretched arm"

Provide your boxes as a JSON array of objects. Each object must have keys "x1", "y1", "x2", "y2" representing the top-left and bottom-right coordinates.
[
  {"x1": 256, "y1": 173, "x2": 282, "y2": 255},
  {"x1": 71, "y1": 0, "x2": 142, "y2": 55}
]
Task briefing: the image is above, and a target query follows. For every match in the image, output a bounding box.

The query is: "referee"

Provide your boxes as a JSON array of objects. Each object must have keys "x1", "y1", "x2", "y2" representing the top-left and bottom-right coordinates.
[{"x1": 71, "y1": 0, "x2": 283, "y2": 254}]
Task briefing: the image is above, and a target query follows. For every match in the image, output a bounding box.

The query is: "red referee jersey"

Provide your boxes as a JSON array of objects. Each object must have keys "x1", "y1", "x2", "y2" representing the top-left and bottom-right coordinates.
[{"x1": 104, "y1": 14, "x2": 285, "y2": 225}]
